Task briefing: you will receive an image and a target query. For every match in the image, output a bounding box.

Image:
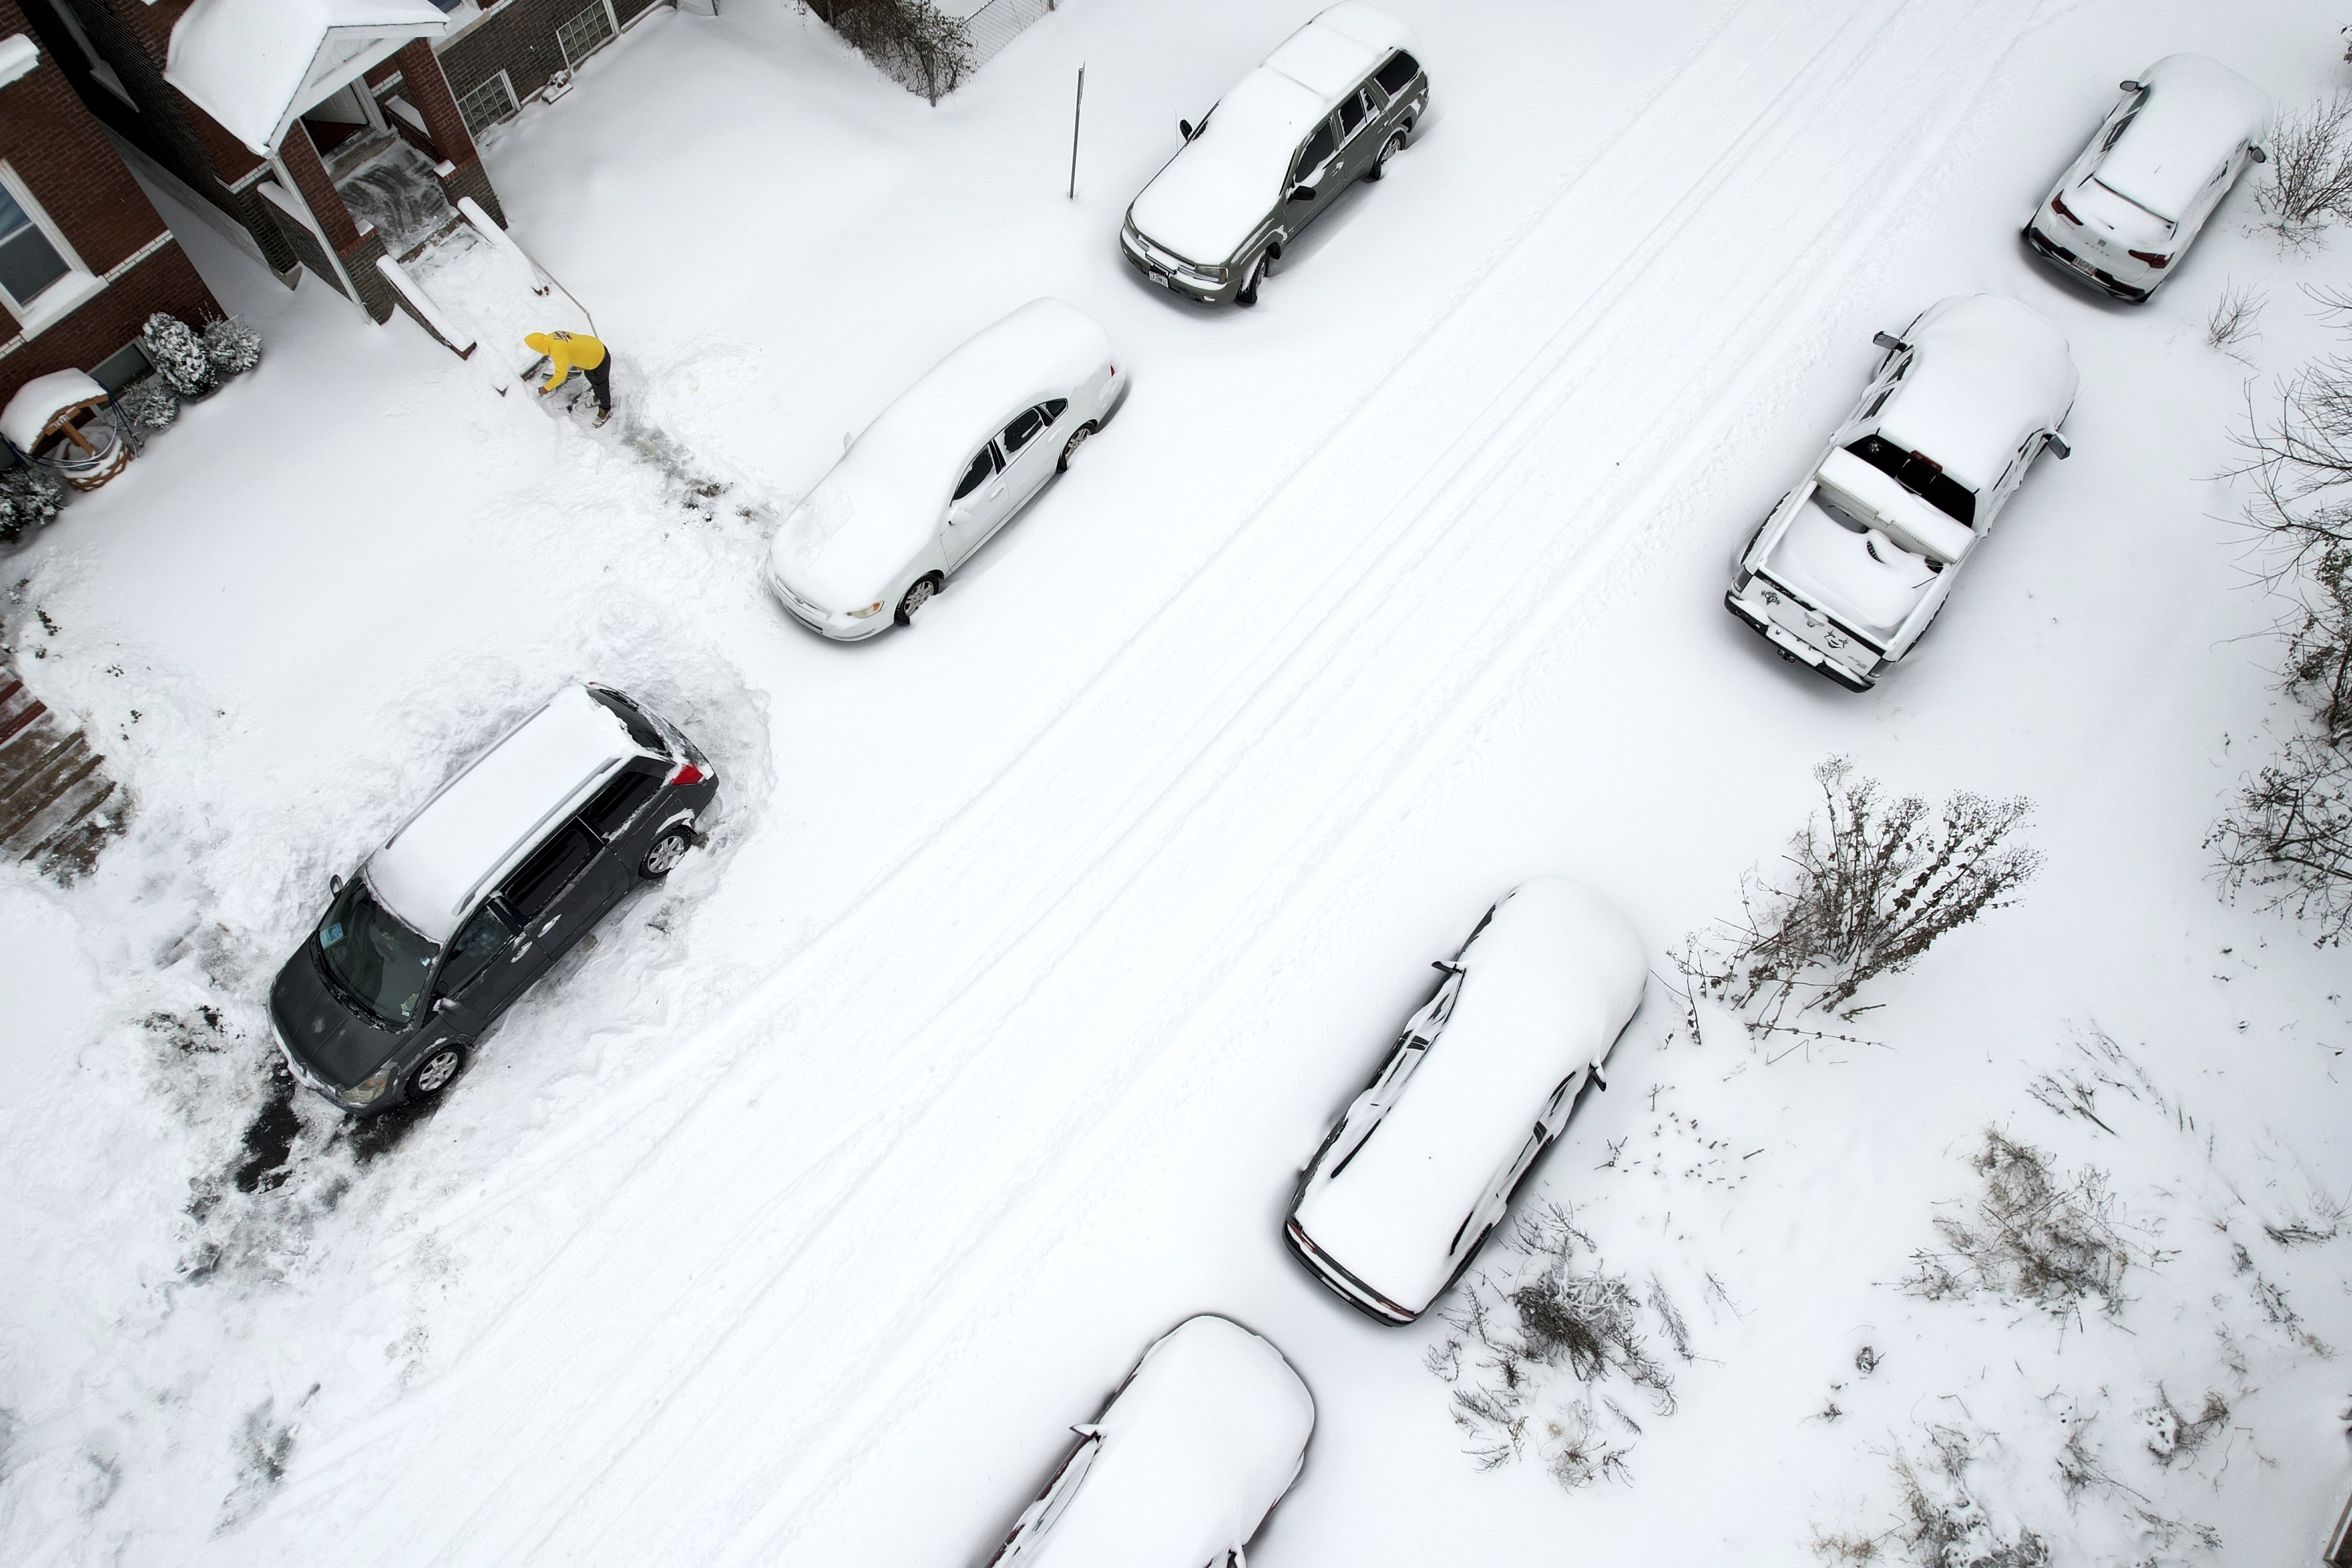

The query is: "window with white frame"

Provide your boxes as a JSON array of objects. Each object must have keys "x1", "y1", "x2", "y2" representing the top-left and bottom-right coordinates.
[
  {"x1": 0, "y1": 167, "x2": 93, "y2": 328},
  {"x1": 555, "y1": 1, "x2": 618, "y2": 69},
  {"x1": 455, "y1": 70, "x2": 519, "y2": 137}
]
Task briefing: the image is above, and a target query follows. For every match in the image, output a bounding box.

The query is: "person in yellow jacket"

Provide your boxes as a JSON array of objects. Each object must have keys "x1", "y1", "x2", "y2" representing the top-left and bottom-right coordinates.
[{"x1": 525, "y1": 330, "x2": 613, "y2": 426}]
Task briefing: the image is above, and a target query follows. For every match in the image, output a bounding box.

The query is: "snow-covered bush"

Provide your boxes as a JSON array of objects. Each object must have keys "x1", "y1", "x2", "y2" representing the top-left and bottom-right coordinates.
[
  {"x1": 201, "y1": 317, "x2": 263, "y2": 377},
  {"x1": 1904, "y1": 1131, "x2": 2138, "y2": 1321},
  {"x1": 141, "y1": 312, "x2": 217, "y2": 398},
  {"x1": 816, "y1": 0, "x2": 972, "y2": 103},
  {"x1": 1688, "y1": 758, "x2": 2041, "y2": 1026},
  {"x1": 1889, "y1": 1428, "x2": 2052, "y2": 1568},
  {"x1": 0, "y1": 462, "x2": 65, "y2": 544},
  {"x1": 114, "y1": 376, "x2": 180, "y2": 433},
  {"x1": 2259, "y1": 92, "x2": 2352, "y2": 245}
]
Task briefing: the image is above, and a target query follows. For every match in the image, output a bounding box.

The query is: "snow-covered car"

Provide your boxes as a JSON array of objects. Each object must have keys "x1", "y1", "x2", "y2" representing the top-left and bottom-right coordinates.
[
  {"x1": 1119, "y1": 3, "x2": 1426, "y2": 307},
  {"x1": 1724, "y1": 295, "x2": 2078, "y2": 691},
  {"x1": 2023, "y1": 54, "x2": 2271, "y2": 302},
  {"x1": 1284, "y1": 880, "x2": 1646, "y2": 1325},
  {"x1": 765, "y1": 298, "x2": 1121, "y2": 638},
  {"x1": 984, "y1": 1315, "x2": 1314, "y2": 1568},
  {"x1": 269, "y1": 684, "x2": 716, "y2": 1114}
]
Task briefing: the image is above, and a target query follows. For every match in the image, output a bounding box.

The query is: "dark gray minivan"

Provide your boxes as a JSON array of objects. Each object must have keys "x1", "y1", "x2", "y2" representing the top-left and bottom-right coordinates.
[
  {"x1": 1121, "y1": 3, "x2": 1426, "y2": 307},
  {"x1": 269, "y1": 684, "x2": 718, "y2": 1113}
]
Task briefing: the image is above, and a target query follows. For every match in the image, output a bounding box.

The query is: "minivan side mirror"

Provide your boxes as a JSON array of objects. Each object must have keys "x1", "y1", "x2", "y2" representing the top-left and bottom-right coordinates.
[
  {"x1": 1287, "y1": 183, "x2": 1316, "y2": 202},
  {"x1": 2249, "y1": 144, "x2": 2268, "y2": 164},
  {"x1": 330, "y1": 873, "x2": 343, "y2": 894},
  {"x1": 433, "y1": 996, "x2": 455, "y2": 1014},
  {"x1": 1872, "y1": 331, "x2": 1907, "y2": 353},
  {"x1": 2047, "y1": 432, "x2": 2072, "y2": 460},
  {"x1": 1179, "y1": 118, "x2": 1194, "y2": 141},
  {"x1": 2118, "y1": 78, "x2": 2142, "y2": 93}
]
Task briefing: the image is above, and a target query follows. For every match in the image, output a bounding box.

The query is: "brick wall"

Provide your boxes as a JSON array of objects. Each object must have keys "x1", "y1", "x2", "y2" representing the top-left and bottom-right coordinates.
[
  {"x1": 0, "y1": 2, "x2": 220, "y2": 410},
  {"x1": 439, "y1": 0, "x2": 663, "y2": 113}
]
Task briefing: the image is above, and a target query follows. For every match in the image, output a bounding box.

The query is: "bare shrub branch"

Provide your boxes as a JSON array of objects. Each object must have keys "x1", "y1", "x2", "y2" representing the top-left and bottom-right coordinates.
[
  {"x1": 2259, "y1": 92, "x2": 2352, "y2": 245},
  {"x1": 2210, "y1": 733, "x2": 2352, "y2": 943},
  {"x1": 2207, "y1": 282, "x2": 2265, "y2": 357},
  {"x1": 811, "y1": 0, "x2": 972, "y2": 103}
]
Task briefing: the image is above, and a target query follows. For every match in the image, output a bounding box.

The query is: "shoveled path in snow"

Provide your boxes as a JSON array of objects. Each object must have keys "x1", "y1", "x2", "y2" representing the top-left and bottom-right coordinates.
[{"x1": 226, "y1": 1, "x2": 2051, "y2": 1561}]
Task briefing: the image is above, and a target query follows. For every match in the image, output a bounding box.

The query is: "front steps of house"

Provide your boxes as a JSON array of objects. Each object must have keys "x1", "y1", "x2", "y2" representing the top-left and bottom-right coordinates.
[{"x1": 0, "y1": 668, "x2": 126, "y2": 880}]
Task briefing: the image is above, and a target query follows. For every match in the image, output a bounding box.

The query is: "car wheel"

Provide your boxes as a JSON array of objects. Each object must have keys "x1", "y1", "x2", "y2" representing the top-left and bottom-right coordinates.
[
  {"x1": 640, "y1": 826, "x2": 693, "y2": 879},
  {"x1": 1367, "y1": 129, "x2": 1406, "y2": 180},
  {"x1": 1235, "y1": 250, "x2": 1270, "y2": 307},
  {"x1": 408, "y1": 1042, "x2": 468, "y2": 1101},
  {"x1": 1057, "y1": 421, "x2": 1097, "y2": 473},
  {"x1": 896, "y1": 574, "x2": 941, "y2": 625}
]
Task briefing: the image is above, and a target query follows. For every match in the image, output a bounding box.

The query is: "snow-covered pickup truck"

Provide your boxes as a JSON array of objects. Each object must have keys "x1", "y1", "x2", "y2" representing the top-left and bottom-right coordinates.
[{"x1": 1724, "y1": 295, "x2": 2078, "y2": 691}]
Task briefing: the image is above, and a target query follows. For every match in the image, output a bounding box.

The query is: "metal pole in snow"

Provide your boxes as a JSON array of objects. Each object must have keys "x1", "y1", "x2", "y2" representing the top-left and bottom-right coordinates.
[{"x1": 1068, "y1": 64, "x2": 1084, "y2": 198}]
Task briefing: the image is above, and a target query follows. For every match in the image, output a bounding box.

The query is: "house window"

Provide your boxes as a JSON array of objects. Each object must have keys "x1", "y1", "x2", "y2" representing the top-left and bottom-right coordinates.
[
  {"x1": 0, "y1": 171, "x2": 86, "y2": 324},
  {"x1": 455, "y1": 70, "x2": 519, "y2": 137},
  {"x1": 555, "y1": 1, "x2": 618, "y2": 69}
]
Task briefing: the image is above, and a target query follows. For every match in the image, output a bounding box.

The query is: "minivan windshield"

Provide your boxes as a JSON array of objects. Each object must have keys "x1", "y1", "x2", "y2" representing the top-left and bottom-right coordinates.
[{"x1": 316, "y1": 876, "x2": 440, "y2": 1027}]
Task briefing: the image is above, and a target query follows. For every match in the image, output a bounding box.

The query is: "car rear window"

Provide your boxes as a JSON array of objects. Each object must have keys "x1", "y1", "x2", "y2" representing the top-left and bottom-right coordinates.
[
  {"x1": 1374, "y1": 51, "x2": 1419, "y2": 96},
  {"x1": 1844, "y1": 435, "x2": 1976, "y2": 526},
  {"x1": 588, "y1": 687, "x2": 665, "y2": 754}
]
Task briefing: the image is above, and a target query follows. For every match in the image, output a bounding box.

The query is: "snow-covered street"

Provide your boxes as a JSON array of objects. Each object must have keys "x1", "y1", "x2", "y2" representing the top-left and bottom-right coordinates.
[{"x1": 4, "y1": 1, "x2": 2349, "y2": 1563}]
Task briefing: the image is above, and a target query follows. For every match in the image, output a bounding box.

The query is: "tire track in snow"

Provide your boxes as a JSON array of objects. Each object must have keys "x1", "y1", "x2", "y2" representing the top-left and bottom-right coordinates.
[{"x1": 228, "y1": 2, "x2": 2050, "y2": 1560}]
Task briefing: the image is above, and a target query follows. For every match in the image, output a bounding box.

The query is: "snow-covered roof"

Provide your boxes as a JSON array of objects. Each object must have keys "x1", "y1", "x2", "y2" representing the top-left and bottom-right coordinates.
[
  {"x1": 1873, "y1": 295, "x2": 2076, "y2": 494},
  {"x1": 2096, "y1": 54, "x2": 2271, "y2": 223},
  {"x1": 2, "y1": 370, "x2": 107, "y2": 452},
  {"x1": 1127, "y1": 4, "x2": 1417, "y2": 266},
  {"x1": 166, "y1": 0, "x2": 449, "y2": 156},
  {"x1": 1026, "y1": 1316, "x2": 1313, "y2": 1568},
  {"x1": 767, "y1": 299, "x2": 1112, "y2": 611},
  {"x1": 0, "y1": 34, "x2": 39, "y2": 90},
  {"x1": 1291, "y1": 880, "x2": 1647, "y2": 1316},
  {"x1": 366, "y1": 686, "x2": 649, "y2": 943}
]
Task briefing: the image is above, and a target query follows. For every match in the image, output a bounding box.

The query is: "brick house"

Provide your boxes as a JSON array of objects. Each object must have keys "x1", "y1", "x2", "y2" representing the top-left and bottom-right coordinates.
[
  {"x1": 0, "y1": 9, "x2": 220, "y2": 415},
  {"x1": 427, "y1": 0, "x2": 670, "y2": 138}
]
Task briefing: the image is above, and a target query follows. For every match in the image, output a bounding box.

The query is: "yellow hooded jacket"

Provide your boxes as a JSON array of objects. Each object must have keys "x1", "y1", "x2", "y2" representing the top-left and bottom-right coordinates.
[{"x1": 525, "y1": 331, "x2": 606, "y2": 393}]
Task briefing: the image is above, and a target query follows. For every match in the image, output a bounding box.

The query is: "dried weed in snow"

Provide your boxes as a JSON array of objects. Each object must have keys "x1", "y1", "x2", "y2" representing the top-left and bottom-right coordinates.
[
  {"x1": 1888, "y1": 1426, "x2": 2050, "y2": 1568},
  {"x1": 2206, "y1": 283, "x2": 2265, "y2": 357},
  {"x1": 2137, "y1": 1387, "x2": 2230, "y2": 1469},
  {"x1": 1905, "y1": 1131, "x2": 2138, "y2": 1321}
]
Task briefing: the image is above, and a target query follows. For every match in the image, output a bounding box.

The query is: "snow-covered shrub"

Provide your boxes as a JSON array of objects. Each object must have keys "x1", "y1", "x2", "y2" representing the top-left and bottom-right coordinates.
[
  {"x1": 140, "y1": 311, "x2": 217, "y2": 398},
  {"x1": 1425, "y1": 1203, "x2": 1683, "y2": 1487},
  {"x1": 2260, "y1": 93, "x2": 2352, "y2": 245},
  {"x1": 816, "y1": 0, "x2": 971, "y2": 103},
  {"x1": 1888, "y1": 1428, "x2": 2051, "y2": 1568},
  {"x1": 1904, "y1": 1131, "x2": 2137, "y2": 1320},
  {"x1": 201, "y1": 316, "x2": 263, "y2": 377},
  {"x1": 0, "y1": 462, "x2": 65, "y2": 544},
  {"x1": 114, "y1": 376, "x2": 179, "y2": 433},
  {"x1": 1688, "y1": 758, "x2": 2040, "y2": 1025}
]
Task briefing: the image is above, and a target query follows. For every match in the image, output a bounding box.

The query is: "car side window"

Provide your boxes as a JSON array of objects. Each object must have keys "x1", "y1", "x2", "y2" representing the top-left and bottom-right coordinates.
[
  {"x1": 1041, "y1": 397, "x2": 1068, "y2": 423},
  {"x1": 1000, "y1": 405, "x2": 1048, "y2": 456},
  {"x1": 952, "y1": 444, "x2": 999, "y2": 502},
  {"x1": 1374, "y1": 50, "x2": 1418, "y2": 96},
  {"x1": 501, "y1": 821, "x2": 599, "y2": 921},
  {"x1": 581, "y1": 766, "x2": 662, "y2": 840},
  {"x1": 436, "y1": 902, "x2": 519, "y2": 998},
  {"x1": 1295, "y1": 120, "x2": 1337, "y2": 182},
  {"x1": 2101, "y1": 107, "x2": 2138, "y2": 153},
  {"x1": 1337, "y1": 88, "x2": 1368, "y2": 140}
]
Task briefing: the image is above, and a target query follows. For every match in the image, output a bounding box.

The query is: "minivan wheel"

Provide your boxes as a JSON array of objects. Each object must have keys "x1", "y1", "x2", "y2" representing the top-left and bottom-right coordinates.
[
  {"x1": 1236, "y1": 251, "x2": 1270, "y2": 307},
  {"x1": 1368, "y1": 129, "x2": 1406, "y2": 180},
  {"x1": 896, "y1": 574, "x2": 940, "y2": 625},
  {"x1": 641, "y1": 827, "x2": 693, "y2": 878},
  {"x1": 408, "y1": 1043, "x2": 468, "y2": 1101},
  {"x1": 1057, "y1": 422, "x2": 1096, "y2": 473}
]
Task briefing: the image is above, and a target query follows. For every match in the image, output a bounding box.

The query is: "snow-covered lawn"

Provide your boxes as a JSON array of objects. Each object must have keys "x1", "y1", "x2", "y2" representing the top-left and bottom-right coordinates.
[{"x1": 3, "y1": 1, "x2": 2348, "y2": 1563}]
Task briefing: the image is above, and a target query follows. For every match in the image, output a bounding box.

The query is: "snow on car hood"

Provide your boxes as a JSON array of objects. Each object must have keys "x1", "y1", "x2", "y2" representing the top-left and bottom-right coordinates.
[
  {"x1": 768, "y1": 298, "x2": 1111, "y2": 611},
  {"x1": 2096, "y1": 54, "x2": 2271, "y2": 224},
  {"x1": 1128, "y1": 69, "x2": 1327, "y2": 267},
  {"x1": 1292, "y1": 879, "x2": 1647, "y2": 1315},
  {"x1": 1874, "y1": 295, "x2": 2076, "y2": 495},
  {"x1": 1027, "y1": 1316, "x2": 1312, "y2": 1568}
]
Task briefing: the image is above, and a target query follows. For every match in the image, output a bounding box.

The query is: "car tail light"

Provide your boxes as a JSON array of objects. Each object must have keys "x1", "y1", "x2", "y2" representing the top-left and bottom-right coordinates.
[
  {"x1": 2126, "y1": 249, "x2": 2170, "y2": 267},
  {"x1": 2050, "y1": 193, "x2": 2079, "y2": 224},
  {"x1": 668, "y1": 761, "x2": 705, "y2": 787}
]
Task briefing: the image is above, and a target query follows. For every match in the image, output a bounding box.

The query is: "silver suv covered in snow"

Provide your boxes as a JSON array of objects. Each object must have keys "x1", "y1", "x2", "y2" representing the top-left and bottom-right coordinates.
[
  {"x1": 1725, "y1": 296, "x2": 2078, "y2": 691},
  {"x1": 1120, "y1": 3, "x2": 1426, "y2": 307},
  {"x1": 2023, "y1": 54, "x2": 2271, "y2": 303},
  {"x1": 269, "y1": 685, "x2": 715, "y2": 1113}
]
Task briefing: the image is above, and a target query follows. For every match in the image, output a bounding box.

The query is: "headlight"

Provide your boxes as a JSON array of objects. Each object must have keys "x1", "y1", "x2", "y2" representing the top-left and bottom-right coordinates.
[
  {"x1": 1176, "y1": 262, "x2": 1228, "y2": 286},
  {"x1": 339, "y1": 1065, "x2": 395, "y2": 1107},
  {"x1": 846, "y1": 601, "x2": 885, "y2": 619}
]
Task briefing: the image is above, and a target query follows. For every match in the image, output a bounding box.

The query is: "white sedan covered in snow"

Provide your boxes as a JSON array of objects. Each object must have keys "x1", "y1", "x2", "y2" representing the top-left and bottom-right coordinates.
[
  {"x1": 985, "y1": 1315, "x2": 1314, "y2": 1568},
  {"x1": 1284, "y1": 880, "x2": 1647, "y2": 1325},
  {"x1": 1724, "y1": 295, "x2": 2078, "y2": 690},
  {"x1": 765, "y1": 299, "x2": 1122, "y2": 637},
  {"x1": 2023, "y1": 54, "x2": 2271, "y2": 302}
]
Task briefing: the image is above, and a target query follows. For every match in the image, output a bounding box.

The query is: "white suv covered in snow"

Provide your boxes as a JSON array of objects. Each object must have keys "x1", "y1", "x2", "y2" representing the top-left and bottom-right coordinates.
[
  {"x1": 1724, "y1": 296, "x2": 2078, "y2": 691},
  {"x1": 2024, "y1": 54, "x2": 2271, "y2": 303}
]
